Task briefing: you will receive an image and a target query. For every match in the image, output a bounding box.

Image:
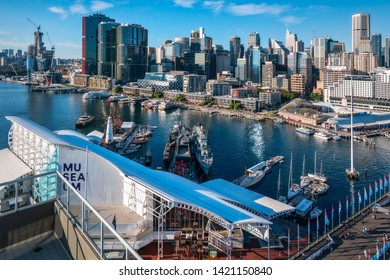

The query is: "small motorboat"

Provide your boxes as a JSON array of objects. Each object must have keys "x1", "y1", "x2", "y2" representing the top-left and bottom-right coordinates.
[{"x1": 310, "y1": 207, "x2": 323, "y2": 219}]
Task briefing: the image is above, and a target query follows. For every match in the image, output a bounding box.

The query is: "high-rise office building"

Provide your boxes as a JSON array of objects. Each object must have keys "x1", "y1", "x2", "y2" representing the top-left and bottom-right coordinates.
[
  {"x1": 385, "y1": 38, "x2": 390, "y2": 68},
  {"x1": 116, "y1": 24, "x2": 148, "y2": 82},
  {"x1": 352, "y1": 13, "x2": 370, "y2": 54},
  {"x1": 285, "y1": 30, "x2": 297, "y2": 53},
  {"x1": 288, "y1": 52, "x2": 312, "y2": 86},
  {"x1": 262, "y1": 61, "x2": 275, "y2": 88},
  {"x1": 235, "y1": 58, "x2": 247, "y2": 81},
  {"x1": 230, "y1": 36, "x2": 241, "y2": 73},
  {"x1": 247, "y1": 46, "x2": 262, "y2": 83},
  {"x1": 312, "y1": 36, "x2": 329, "y2": 69},
  {"x1": 82, "y1": 13, "x2": 115, "y2": 75},
  {"x1": 371, "y1": 33, "x2": 382, "y2": 67},
  {"x1": 248, "y1": 32, "x2": 260, "y2": 48},
  {"x1": 269, "y1": 39, "x2": 289, "y2": 65},
  {"x1": 97, "y1": 22, "x2": 120, "y2": 77}
]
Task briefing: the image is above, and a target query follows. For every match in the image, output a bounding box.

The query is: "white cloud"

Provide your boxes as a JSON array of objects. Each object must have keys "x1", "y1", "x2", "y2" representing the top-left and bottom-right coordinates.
[
  {"x1": 57, "y1": 41, "x2": 82, "y2": 49},
  {"x1": 280, "y1": 16, "x2": 305, "y2": 24},
  {"x1": 203, "y1": 1, "x2": 224, "y2": 12},
  {"x1": 174, "y1": 0, "x2": 197, "y2": 8},
  {"x1": 90, "y1": 0, "x2": 114, "y2": 11},
  {"x1": 0, "y1": 39, "x2": 30, "y2": 49},
  {"x1": 227, "y1": 3, "x2": 289, "y2": 16},
  {"x1": 70, "y1": 3, "x2": 88, "y2": 14},
  {"x1": 48, "y1": 6, "x2": 68, "y2": 17}
]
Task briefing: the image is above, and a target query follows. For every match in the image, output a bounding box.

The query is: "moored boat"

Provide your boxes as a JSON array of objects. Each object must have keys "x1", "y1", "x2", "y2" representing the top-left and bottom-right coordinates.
[
  {"x1": 309, "y1": 207, "x2": 323, "y2": 219},
  {"x1": 314, "y1": 131, "x2": 331, "y2": 140},
  {"x1": 192, "y1": 124, "x2": 213, "y2": 174},
  {"x1": 296, "y1": 127, "x2": 315, "y2": 135},
  {"x1": 82, "y1": 90, "x2": 111, "y2": 100},
  {"x1": 235, "y1": 162, "x2": 267, "y2": 188},
  {"x1": 75, "y1": 115, "x2": 94, "y2": 128}
]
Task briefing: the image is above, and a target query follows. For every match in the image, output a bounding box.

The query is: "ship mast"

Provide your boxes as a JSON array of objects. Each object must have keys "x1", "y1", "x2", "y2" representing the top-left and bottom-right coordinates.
[{"x1": 346, "y1": 77, "x2": 359, "y2": 179}]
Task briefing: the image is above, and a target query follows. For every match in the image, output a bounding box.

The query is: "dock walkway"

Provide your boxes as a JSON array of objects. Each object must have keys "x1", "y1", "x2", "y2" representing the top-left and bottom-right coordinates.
[{"x1": 292, "y1": 193, "x2": 390, "y2": 260}]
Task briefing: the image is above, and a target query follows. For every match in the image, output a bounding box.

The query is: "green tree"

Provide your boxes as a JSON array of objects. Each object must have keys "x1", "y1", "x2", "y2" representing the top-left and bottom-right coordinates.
[
  {"x1": 233, "y1": 102, "x2": 241, "y2": 110},
  {"x1": 228, "y1": 104, "x2": 234, "y2": 109},
  {"x1": 311, "y1": 92, "x2": 323, "y2": 102},
  {"x1": 153, "y1": 91, "x2": 164, "y2": 98},
  {"x1": 112, "y1": 86, "x2": 123, "y2": 93}
]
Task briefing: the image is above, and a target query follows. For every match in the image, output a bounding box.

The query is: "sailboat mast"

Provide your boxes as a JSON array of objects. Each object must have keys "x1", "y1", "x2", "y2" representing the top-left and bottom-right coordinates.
[
  {"x1": 289, "y1": 153, "x2": 293, "y2": 187},
  {"x1": 277, "y1": 169, "x2": 281, "y2": 199},
  {"x1": 302, "y1": 155, "x2": 305, "y2": 176},
  {"x1": 314, "y1": 151, "x2": 317, "y2": 175},
  {"x1": 351, "y1": 82, "x2": 354, "y2": 172}
]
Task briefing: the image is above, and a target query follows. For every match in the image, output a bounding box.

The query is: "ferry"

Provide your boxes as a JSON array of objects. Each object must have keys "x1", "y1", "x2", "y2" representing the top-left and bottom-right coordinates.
[
  {"x1": 82, "y1": 90, "x2": 111, "y2": 100},
  {"x1": 75, "y1": 115, "x2": 94, "y2": 128},
  {"x1": 296, "y1": 127, "x2": 315, "y2": 135},
  {"x1": 314, "y1": 131, "x2": 331, "y2": 140}
]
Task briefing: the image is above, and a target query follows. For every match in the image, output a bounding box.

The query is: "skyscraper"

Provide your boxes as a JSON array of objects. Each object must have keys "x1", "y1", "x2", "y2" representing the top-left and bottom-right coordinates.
[
  {"x1": 352, "y1": 13, "x2": 370, "y2": 54},
  {"x1": 285, "y1": 30, "x2": 297, "y2": 53},
  {"x1": 247, "y1": 46, "x2": 262, "y2": 83},
  {"x1": 371, "y1": 33, "x2": 382, "y2": 67},
  {"x1": 97, "y1": 22, "x2": 120, "y2": 77},
  {"x1": 385, "y1": 38, "x2": 390, "y2": 68},
  {"x1": 248, "y1": 32, "x2": 260, "y2": 48},
  {"x1": 230, "y1": 36, "x2": 241, "y2": 74},
  {"x1": 287, "y1": 52, "x2": 312, "y2": 86},
  {"x1": 82, "y1": 13, "x2": 115, "y2": 75},
  {"x1": 312, "y1": 36, "x2": 329, "y2": 69},
  {"x1": 116, "y1": 24, "x2": 148, "y2": 82}
]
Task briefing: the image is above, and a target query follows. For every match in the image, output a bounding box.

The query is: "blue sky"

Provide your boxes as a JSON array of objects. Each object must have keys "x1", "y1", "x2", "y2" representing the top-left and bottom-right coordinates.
[{"x1": 0, "y1": 0, "x2": 389, "y2": 59}]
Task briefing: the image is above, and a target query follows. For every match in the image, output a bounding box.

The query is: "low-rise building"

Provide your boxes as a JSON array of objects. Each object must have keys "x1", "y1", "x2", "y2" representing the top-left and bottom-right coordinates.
[
  {"x1": 163, "y1": 90, "x2": 211, "y2": 104},
  {"x1": 259, "y1": 91, "x2": 281, "y2": 107},
  {"x1": 231, "y1": 87, "x2": 257, "y2": 98},
  {"x1": 214, "y1": 96, "x2": 261, "y2": 111},
  {"x1": 206, "y1": 80, "x2": 232, "y2": 96}
]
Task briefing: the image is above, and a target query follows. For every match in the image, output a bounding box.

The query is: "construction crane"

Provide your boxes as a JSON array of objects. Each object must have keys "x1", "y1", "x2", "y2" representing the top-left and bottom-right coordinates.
[
  {"x1": 27, "y1": 18, "x2": 40, "y2": 32},
  {"x1": 46, "y1": 32, "x2": 55, "y2": 69},
  {"x1": 10, "y1": 64, "x2": 18, "y2": 80}
]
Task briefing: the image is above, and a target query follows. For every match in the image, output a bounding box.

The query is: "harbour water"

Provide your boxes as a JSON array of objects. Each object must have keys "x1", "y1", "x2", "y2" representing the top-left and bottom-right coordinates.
[{"x1": 1, "y1": 81, "x2": 390, "y2": 220}]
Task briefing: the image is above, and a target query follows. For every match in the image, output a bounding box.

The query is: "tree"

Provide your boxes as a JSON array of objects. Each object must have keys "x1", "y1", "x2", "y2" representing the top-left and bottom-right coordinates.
[
  {"x1": 112, "y1": 86, "x2": 122, "y2": 93},
  {"x1": 233, "y1": 102, "x2": 241, "y2": 110},
  {"x1": 153, "y1": 90, "x2": 164, "y2": 99},
  {"x1": 311, "y1": 92, "x2": 323, "y2": 102},
  {"x1": 281, "y1": 90, "x2": 299, "y2": 103}
]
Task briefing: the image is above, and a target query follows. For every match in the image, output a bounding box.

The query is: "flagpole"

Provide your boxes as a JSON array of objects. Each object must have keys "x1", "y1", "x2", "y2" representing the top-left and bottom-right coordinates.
[
  {"x1": 287, "y1": 229, "x2": 290, "y2": 259},
  {"x1": 316, "y1": 215, "x2": 319, "y2": 240},
  {"x1": 308, "y1": 217, "x2": 310, "y2": 245},
  {"x1": 324, "y1": 210, "x2": 326, "y2": 235},
  {"x1": 346, "y1": 196, "x2": 349, "y2": 220},
  {"x1": 297, "y1": 224, "x2": 300, "y2": 252},
  {"x1": 331, "y1": 205, "x2": 334, "y2": 230}
]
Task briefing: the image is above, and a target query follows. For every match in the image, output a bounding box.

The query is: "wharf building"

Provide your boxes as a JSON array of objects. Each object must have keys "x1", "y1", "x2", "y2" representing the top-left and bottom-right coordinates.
[
  {"x1": 0, "y1": 117, "x2": 294, "y2": 259},
  {"x1": 137, "y1": 72, "x2": 184, "y2": 92}
]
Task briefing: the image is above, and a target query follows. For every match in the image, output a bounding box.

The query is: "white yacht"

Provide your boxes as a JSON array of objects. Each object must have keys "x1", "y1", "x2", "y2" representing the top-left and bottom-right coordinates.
[
  {"x1": 82, "y1": 90, "x2": 111, "y2": 100},
  {"x1": 314, "y1": 131, "x2": 331, "y2": 140},
  {"x1": 287, "y1": 183, "x2": 302, "y2": 199},
  {"x1": 237, "y1": 162, "x2": 267, "y2": 188}
]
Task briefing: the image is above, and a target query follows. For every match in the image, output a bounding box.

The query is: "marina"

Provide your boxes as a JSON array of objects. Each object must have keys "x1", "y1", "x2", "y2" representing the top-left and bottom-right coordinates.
[{"x1": 1, "y1": 81, "x2": 390, "y2": 261}]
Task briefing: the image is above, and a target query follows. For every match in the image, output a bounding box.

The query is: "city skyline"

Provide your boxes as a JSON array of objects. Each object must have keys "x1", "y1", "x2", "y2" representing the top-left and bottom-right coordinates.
[{"x1": 1, "y1": 0, "x2": 390, "y2": 59}]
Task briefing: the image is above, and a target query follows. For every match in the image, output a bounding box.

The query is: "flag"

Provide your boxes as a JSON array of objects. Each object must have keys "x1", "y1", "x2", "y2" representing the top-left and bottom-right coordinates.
[
  {"x1": 338, "y1": 200, "x2": 342, "y2": 215},
  {"x1": 331, "y1": 204, "x2": 334, "y2": 222},
  {"x1": 369, "y1": 184, "x2": 373, "y2": 196},
  {"x1": 297, "y1": 224, "x2": 300, "y2": 241},
  {"x1": 346, "y1": 196, "x2": 349, "y2": 213},
  {"x1": 380, "y1": 178, "x2": 383, "y2": 191},
  {"x1": 375, "y1": 181, "x2": 378, "y2": 193},
  {"x1": 358, "y1": 190, "x2": 362, "y2": 204},
  {"x1": 324, "y1": 209, "x2": 330, "y2": 226},
  {"x1": 364, "y1": 187, "x2": 368, "y2": 201}
]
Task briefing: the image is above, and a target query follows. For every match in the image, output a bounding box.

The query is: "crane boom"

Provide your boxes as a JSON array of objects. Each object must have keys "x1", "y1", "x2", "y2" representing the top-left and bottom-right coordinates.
[{"x1": 27, "y1": 18, "x2": 40, "y2": 31}]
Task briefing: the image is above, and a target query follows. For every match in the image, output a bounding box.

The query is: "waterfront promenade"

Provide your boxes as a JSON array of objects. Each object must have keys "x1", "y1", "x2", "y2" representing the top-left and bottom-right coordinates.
[{"x1": 292, "y1": 194, "x2": 390, "y2": 260}]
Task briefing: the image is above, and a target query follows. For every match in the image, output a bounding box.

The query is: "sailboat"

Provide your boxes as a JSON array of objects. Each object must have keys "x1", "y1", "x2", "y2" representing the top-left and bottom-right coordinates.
[
  {"x1": 346, "y1": 81, "x2": 359, "y2": 179},
  {"x1": 277, "y1": 169, "x2": 287, "y2": 202},
  {"x1": 287, "y1": 154, "x2": 302, "y2": 199},
  {"x1": 300, "y1": 155, "x2": 311, "y2": 187},
  {"x1": 307, "y1": 151, "x2": 327, "y2": 182}
]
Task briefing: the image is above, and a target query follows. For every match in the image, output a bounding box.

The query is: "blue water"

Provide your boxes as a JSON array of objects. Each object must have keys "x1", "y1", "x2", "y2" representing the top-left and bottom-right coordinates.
[{"x1": 1, "y1": 81, "x2": 390, "y2": 219}]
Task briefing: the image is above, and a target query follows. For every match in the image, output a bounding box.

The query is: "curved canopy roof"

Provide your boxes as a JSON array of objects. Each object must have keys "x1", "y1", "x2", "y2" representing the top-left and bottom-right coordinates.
[{"x1": 5, "y1": 116, "x2": 295, "y2": 227}]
